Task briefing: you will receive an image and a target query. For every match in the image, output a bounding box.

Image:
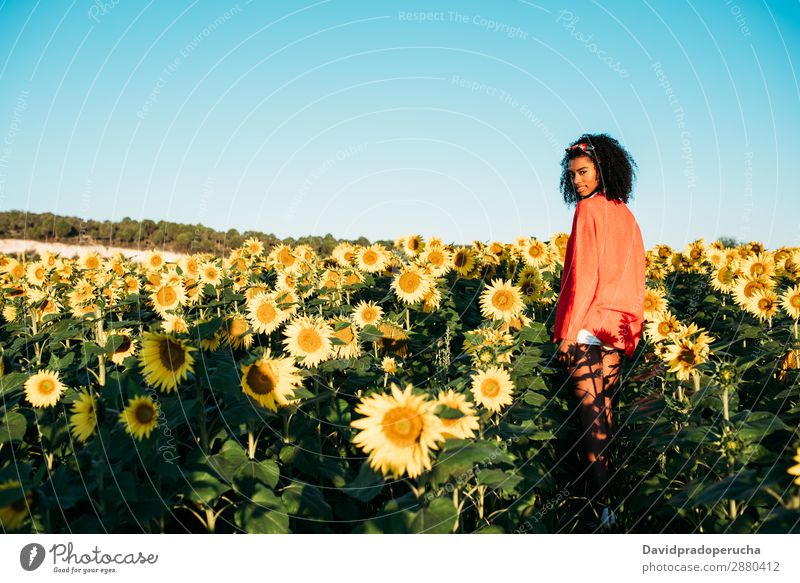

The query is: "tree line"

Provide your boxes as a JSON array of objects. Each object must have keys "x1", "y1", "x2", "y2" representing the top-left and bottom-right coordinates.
[{"x1": 0, "y1": 210, "x2": 386, "y2": 256}]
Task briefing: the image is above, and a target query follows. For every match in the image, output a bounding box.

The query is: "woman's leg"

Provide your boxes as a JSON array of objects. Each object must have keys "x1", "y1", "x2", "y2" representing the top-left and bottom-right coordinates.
[
  {"x1": 566, "y1": 343, "x2": 613, "y2": 505},
  {"x1": 601, "y1": 347, "x2": 623, "y2": 442}
]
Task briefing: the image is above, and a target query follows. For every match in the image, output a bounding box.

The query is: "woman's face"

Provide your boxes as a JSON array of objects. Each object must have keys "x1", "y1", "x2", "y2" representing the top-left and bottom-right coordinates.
[{"x1": 568, "y1": 155, "x2": 600, "y2": 198}]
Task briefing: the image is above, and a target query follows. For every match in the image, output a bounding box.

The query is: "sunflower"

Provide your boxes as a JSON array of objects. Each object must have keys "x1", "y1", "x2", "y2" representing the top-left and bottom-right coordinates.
[
  {"x1": 150, "y1": 282, "x2": 186, "y2": 316},
  {"x1": 741, "y1": 252, "x2": 776, "y2": 279},
  {"x1": 24, "y1": 370, "x2": 66, "y2": 408},
  {"x1": 330, "y1": 319, "x2": 362, "y2": 359},
  {"x1": 161, "y1": 313, "x2": 190, "y2": 335},
  {"x1": 0, "y1": 479, "x2": 31, "y2": 531},
  {"x1": 479, "y1": 278, "x2": 524, "y2": 323},
  {"x1": 434, "y1": 389, "x2": 480, "y2": 440},
  {"x1": 780, "y1": 284, "x2": 800, "y2": 320},
  {"x1": 402, "y1": 235, "x2": 424, "y2": 258},
  {"x1": 199, "y1": 261, "x2": 224, "y2": 287},
  {"x1": 390, "y1": 264, "x2": 432, "y2": 305},
  {"x1": 381, "y1": 356, "x2": 399, "y2": 374},
  {"x1": 351, "y1": 300, "x2": 383, "y2": 329},
  {"x1": 520, "y1": 238, "x2": 550, "y2": 268},
  {"x1": 421, "y1": 285, "x2": 442, "y2": 313},
  {"x1": 419, "y1": 246, "x2": 452, "y2": 277},
  {"x1": 661, "y1": 333, "x2": 712, "y2": 381},
  {"x1": 270, "y1": 244, "x2": 299, "y2": 271},
  {"x1": 243, "y1": 237, "x2": 265, "y2": 256},
  {"x1": 644, "y1": 310, "x2": 681, "y2": 343},
  {"x1": 80, "y1": 252, "x2": 102, "y2": 270},
  {"x1": 119, "y1": 395, "x2": 159, "y2": 440},
  {"x1": 356, "y1": 244, "x2": 388, "y2": 273},
  {"x1": 143, "y1": 250, "x2": 165, "y2": 272},
  {"x1": 788, "y1": 447, "x2": 800, "y2": 486},
  {"x1": 246, "y1": 292, "x2": 287, "y2": 335},
  {"x1": 25, "y1": 261, "x2": 47, "y2": 286},
  {"x1": 107, "y1": 329, "x2": 137, "y2": 365},
  {"x1": 223, "y1": 313, "x2": 254, "y2": 350},
  {"x1": 69, "y1": 391, "x2": 97, "y2": 443},
  {"x1": 470, "y1": 366, "x2": 515, "y2": 413},
  {"x1": 643, "y1": 287, "x2": 668, "y2": 319},
  {"x1": 732, "y1": 275, "x2": 771, "y2": 307},
  {"x1": 746, "y1": 288, "x2": 779, "y2": 322},
  {"x1": 376, "y1": 321, "x2": 409, "y2": 357},
  {"x1": 139, "y1": 332, "x2": 196, "y2": 393},
  {"x1": 240, "y1": 351, "x2": 303, "y2": 411},
  {"x1": 710, "y1": 262, "x2": 737, "y2": 293},
  {"x1": 452, "y1": 247, "x2": 477, "y2": 276},
  {"x1": 350, "y1": 382, "x2": 444, "y2": 479},
  {"x1": 282, "y1": 316, "x2": 334, "y2": 368}
]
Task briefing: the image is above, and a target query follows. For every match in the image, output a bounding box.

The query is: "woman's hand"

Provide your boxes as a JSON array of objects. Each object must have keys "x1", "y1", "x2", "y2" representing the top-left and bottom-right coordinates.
[{"x1": 555, "y1": 339, "x2": 577, "y2": 369}]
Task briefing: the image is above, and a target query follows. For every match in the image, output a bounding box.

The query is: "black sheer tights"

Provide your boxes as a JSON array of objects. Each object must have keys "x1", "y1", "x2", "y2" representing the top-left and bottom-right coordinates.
[{"x1": 565, "y1": 343, "x2": 623, "y2": 506}]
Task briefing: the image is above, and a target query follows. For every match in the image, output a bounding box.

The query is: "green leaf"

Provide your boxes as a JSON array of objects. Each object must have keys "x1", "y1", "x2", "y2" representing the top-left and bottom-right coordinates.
[
  {"x1": 358, "y1": 324, "x2": 383, "y2": 343},
  {"x1": 0, "y1": 411, "x2": 27, "y2": 443},
  {"x1": 208, "y1": 440, "x2": 248, "y2": 482},
  {"x1": 0, "y1": 372, "x2": 27, "y2": 399},
  {"x1": 431, "y1": 440, "x2": 513, "y2": 486},
  {"x1": 281, "y1": 483, "x2": 332, "y2": 520},
  {"x1": 734, "y1": 411, "x2": 790, "y2": 442},
  {"x1": 235, "y1": 485, "x2": 289, "y2": 533},
  {"x1": 518, "y1": 322, "x2": 548, "y2": 343},
  {"x1": 434, "y1": 404, "x2": 465, "y2": 420},
  {"x1": 411, "y1": 498, "x2": 457, "y2": 534},
  {"x1": 233, "y1": 459, "x2": 280, "y2": 489},
  {"x1": 103, "y1": 334, "x2": 126, "y2": 354},
  {"x1": 476, "y1": 468, "x2": 524, "y2": 492},
  {"x1": 341, "y1": 462, "x2": 384, "y2": 502},
  {"x1": 184, "y1": 466, "x2": 231, "y2": 504}
]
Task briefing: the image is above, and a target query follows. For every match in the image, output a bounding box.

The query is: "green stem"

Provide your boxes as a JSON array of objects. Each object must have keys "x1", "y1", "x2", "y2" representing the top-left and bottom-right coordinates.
[{"x1": 196, "y1": 378, "x2": 208, "y2": 453}]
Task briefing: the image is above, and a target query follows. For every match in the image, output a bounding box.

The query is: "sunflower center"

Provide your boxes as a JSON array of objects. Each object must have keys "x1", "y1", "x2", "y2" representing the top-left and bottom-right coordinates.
[
  {"x1": 658, "y1": 322, "x2": 673, "y2": 335},
  {"x1": 229, "y1": 318, "x2": 248, "y2": 337},
  {"x1": 408, "y1": 238, "x2": 420, "y2": 252},
  {"x1": 481, "y1": 379, "x2": 500, "y2": 398},
  {"x1": 751, "y1": 263, "x2": 765, "y2": 275},
  {"x1": 246, "y1": 362, "x2": 277, "y2": 395},
  {"x1": 744, "y1": 282, "x2": 762, "y2": 297},
  {"x1": 644, "y1": 298, "x2": 654, "y2": 311},
  {"x1": 135, "y1": 403, "x2": 155, "y2": 424},
  {"x1": 334, "y1": 325, "x2": 354, "y2": 344},
  {"x1": 159, "y1": 339, "x2": 186, "y2": 370},
  {"x1": 363, "y1": 250, "x2": 378, "y2": 265},
  {"x1": 454, "y1": 251, "x2": 468, "y2": 268},
  {"x1": 156, "y1": 286, "x2": 177, "y2": 306},
  {"x1": 758, "y1": 298, "x2": 773, "y2": 311},
  {"x1": 38, "y1": 379, "x2": 56, "y2": 395},
  {"x1": 382, "y1": 406, "x2": 423, "y2": 447},
  {"x1": 298, "y1": 329, "x2": 323, "y2": 353},
  {"x1": 428, "y1": 251, "x2": 444, "y2": 266},
  {"x1": 278, "y1": 249, "x2": 295, "y2": 266},
  {"x1": 362, "y1": 307, "x2": 377, "y2": 323},
  {"x1": 527, "y1": 245, "x2": 542, "y2": 258},
  {"x1": 115, "y1": 338, "x2": 132, "y2": 354},
  {"x1": 256, "y1": 302, "x2": 277, "y2": 324},
  {"x1": 399, "y1": 272, "x2": 421, "y2": 293},
  {"x1": 678, "y1": 348, "x2": 696, "y2": 365},
  {"x1": 492, "y1": 290, "x2": 513, "y2": 310},
  {"x1": 791, "y1": 295, "x2": 800, "y2": 309}
]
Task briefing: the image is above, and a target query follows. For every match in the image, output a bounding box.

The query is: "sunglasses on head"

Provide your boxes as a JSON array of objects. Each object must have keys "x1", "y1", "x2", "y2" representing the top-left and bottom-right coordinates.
[{"x1": 566, "y1": 142, "x2": 596, "y2": 154}]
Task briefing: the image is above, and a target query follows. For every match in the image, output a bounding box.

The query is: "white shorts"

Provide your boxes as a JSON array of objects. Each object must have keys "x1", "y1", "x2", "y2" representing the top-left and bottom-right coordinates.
[{"x1": 577, "y1": 328, "x2": 617, "y2": 351}]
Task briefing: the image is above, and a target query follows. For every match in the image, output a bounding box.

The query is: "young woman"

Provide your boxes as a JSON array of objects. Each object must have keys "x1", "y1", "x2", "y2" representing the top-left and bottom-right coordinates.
[{"x1": 552, "y1": 133, "x2": 646, "y2": 530}]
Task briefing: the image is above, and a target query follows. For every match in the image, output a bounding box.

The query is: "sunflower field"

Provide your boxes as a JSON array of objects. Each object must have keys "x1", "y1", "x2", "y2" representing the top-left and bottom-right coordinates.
[{"x1": 1, "y1": 235, "x2": 800, "y2": 534}]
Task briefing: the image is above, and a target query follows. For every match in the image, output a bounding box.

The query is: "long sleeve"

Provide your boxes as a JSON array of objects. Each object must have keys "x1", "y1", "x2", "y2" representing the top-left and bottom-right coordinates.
[{"x1": 553, "y1": 202, "x2": 600, "y2": 341}]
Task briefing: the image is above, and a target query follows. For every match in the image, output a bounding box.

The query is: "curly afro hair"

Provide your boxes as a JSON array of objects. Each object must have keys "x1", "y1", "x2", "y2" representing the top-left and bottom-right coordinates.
[{"x1": 559, "y1": 133, "x2": 637, "y2": 206}]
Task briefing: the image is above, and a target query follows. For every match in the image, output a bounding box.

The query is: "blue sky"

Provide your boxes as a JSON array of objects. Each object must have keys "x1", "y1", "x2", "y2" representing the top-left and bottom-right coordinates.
[{"x1": 0, "y1": 0, "x2": 798, "y2": 249}]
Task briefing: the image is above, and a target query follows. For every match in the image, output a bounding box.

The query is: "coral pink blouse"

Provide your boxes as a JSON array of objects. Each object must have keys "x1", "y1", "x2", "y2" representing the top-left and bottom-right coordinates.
[{"x1": 552, "y1": 192, "x2": 646, "y2": 358}]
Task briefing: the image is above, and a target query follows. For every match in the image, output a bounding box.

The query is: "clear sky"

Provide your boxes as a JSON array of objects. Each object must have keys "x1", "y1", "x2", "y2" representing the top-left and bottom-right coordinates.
[{"x1": 0, "y1": 0, "x2": 798, "y2": 250}]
